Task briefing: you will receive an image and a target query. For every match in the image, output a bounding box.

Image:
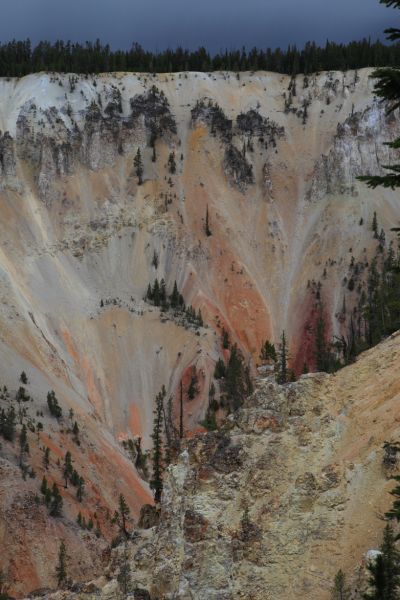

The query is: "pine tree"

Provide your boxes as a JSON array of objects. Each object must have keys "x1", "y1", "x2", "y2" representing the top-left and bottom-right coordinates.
[
  {"x1": 205, "y1": 205, "x2": 212, "y2": 236},
  {"x1": 168, "y1": 152, "x2": 176, "y2": 174},
  {"x1": 276, "y1": 330, "x2": 288, "y2": 384},
  {"x1": 170, "y1": 281, "x2": 179, "y2": 308},
  {"x1": 187, "y1": 367, "x2": 199, "y2": 400},
  {"x1": 72, "y1": 421, "x2": 79, "y2": 440},
  {"x1": 373, "y1": 211, "x2": 379, "y2": 239},
  {"x1": 179, "y1": 380, "x2": 184, "y2": 439},
  {"x1": 386, "y1": 475, "x2": 400, "y2": 521},
  {"x1": 151, "y1": 386, "x2": 165, "y2": 503},
  {"x1": 331, "y1": 569, "x2": 350, "y2": 600},
  {"x1": 55, "y1": 540, "x2": 67, "y2": 587},
  {"x1": 152, "y1": 279, "x2": 160, "y2": 306},
  {"x1": 214, "y1": 358, "x2": 226, "y2": 379},
  {"x1": 222, "y1": 328, "x2": 230, "y2": 349},
  {"x1": 0, "y1": 406, "x2": 16, "y2": 441},
  {"x1": 223, "y1": 344, "x2": 251, "y2": 411},
  {"x1": 50, "y1": 483, "x2": 63, "y2": 517},
  {"x1": 43, "y1": 447, "x2": 50, "y2": 470},
  {"x1": 76, "y1": 476, "x2": 85, "y2": 502},
  {"x1": 112, "y1": 493, "x2": 131, "y2": 538},
  {"x1": 364, "y1": 524, "x2": 400, "y2": 600},
  {"x1": 41, "y1": 475, "x2": 48, "y2": 496},
  {"x1": 19, "y1": 424, "x2": 29, "y2": 466},
  {"x1": 260, "y1": 340, "x2": 277, "y2": 362},
  {"x1": 134, "y1": 148, "x2": 144, "y2": 185},
  {"x1": 63, "y1": 451, "x2": 73, "y2": 488}
]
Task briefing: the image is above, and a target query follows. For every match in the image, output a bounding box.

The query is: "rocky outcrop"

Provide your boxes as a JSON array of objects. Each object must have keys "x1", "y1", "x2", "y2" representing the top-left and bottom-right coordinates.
[
  {"x1": 22, "y1": 332, "x2": 400, "y2": 600},
  {"x1": 223, "y1": 144, "x2": 254, "y2": 190},
  {"x1": 307, "y1": 100, "x2": 400, "y2": 201}
]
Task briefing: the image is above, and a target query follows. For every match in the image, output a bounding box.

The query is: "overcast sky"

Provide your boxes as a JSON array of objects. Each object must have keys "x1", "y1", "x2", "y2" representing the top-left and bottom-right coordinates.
[{"x1": 0, "y1": 0, "x2": 396, "y2": 52}]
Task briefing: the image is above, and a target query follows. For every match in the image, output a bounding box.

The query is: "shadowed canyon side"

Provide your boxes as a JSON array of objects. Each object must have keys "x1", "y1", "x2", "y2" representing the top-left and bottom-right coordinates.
[{"x1": 0, "y1": 68, "x2": 399, "y2": 594}]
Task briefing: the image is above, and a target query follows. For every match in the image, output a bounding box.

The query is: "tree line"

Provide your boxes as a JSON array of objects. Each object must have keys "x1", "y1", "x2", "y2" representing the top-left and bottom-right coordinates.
[{"x1": 0, "y1": 38, "x2": 399, "y2": 77}]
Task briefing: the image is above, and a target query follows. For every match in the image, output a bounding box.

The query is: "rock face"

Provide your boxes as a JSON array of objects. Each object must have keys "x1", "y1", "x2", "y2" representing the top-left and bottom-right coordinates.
[
  {"x1": 142, "y1": 333, "x2": 400, "y2": 600},
  {"x1": 23, "y1": 332, "x2": 400, "y2": 600},
  {"x1": 0, "y1": 69, "x2": 399, "y2": 594}
]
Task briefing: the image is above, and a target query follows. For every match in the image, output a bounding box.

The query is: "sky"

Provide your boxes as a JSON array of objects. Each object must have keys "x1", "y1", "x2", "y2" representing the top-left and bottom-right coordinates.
[{"x1": 0, "y1": 0, "x2": 396, "y2": 52}]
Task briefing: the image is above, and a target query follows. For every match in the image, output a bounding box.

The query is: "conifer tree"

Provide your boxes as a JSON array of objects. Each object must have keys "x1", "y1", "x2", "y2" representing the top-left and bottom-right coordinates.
[
  {"x1": 50, "y1": 483, "x2": 63, "y2": 517},
  {"x1": 364, "y1": 524, "x2": 400, "y2": 600},
  {"x1": 43, "y1": 447, "x2": 50, "y2": 470},
  {"x1": 112, "y1": 494, "x2": 131, "y2": 538},
  {"x1": 276, "y1": 330, "x2": 289, "y2": 384},
  {"x1": 151, "y1": 386, "x2": 165, "y2": 503},
  {"x1": 331, "y1": 569, "x2": 350, "y2": 600},
  {"x1": 214, "y1": 358, "x2": 226, "y2": 379},
  {"x1": 205, "y1": 205, "x2": 212, "y2": 236},
  {"x1": 373, "y1": 211, "x2": 379, "y2": 239},
  {"x1": 19, "y1": 424, "x2": 29, "y2": 466},
  {"x1": 63, "y1": 451, "x2": 73, "y2": 488},
  {"x1": 134, "y1": 148, "x2": 144, "y2": 184},
  {"x1": 41, "y1": 475, "x2": 48, "y2": 496},
  {"x1": 76, "y1": 476, "x2": 85, "y2": 502},
  {"x1": 152, "y1": 279, "x2": 160, "y2": 306},
  {"x1": 168, "y1": 152, "x2": 176, "y2": 174},
  {"x1": 179, "y1": 380, "x2": 184, "y2": 439},
  {"x1": 56, "y1": 540, "x2": 67, "y2": 587},
  {"x1": 169, "y1": 281, "x2": 178, "y2": 308}
]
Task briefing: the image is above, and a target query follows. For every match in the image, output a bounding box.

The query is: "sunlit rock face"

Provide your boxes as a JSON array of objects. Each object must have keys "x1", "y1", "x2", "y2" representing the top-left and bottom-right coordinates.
[{"x1": 0, "y1": 68, "x2": 399, "y2": 594}]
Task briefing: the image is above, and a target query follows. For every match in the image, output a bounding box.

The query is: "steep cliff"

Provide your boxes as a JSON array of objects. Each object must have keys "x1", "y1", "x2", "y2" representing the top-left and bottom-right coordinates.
[{"x1": 0, "y1": 68, "x2": 399, "y2": 594}]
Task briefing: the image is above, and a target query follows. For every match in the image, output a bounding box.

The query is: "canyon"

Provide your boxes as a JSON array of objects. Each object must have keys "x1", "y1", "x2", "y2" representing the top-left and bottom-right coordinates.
[{"x1": 0, "y1": 67, "x2": 399, "y2": 596}]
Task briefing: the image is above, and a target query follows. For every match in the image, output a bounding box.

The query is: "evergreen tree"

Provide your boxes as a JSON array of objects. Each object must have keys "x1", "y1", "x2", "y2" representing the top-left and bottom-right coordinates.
[
  {"x1": 152, "y1": 279, "x2": 160, "y2": 306},
  {"x1": 179, "y1": 380, "x2": 184, "y2": 439},
  {"x1": 170, "y1": 281, "x2": 180, "y2": 308},
  {"x1": 205, "y1": 205, "x2": 212, "y2": 236},
  {"x1": 63, "y1": 451, "x2": 73, "y2": 488},
  {"x1": 160, "y1": 278, "x2": 167, "y2": 308},
  {"x1": 151, "y1": 386, "x2": 165, "y2": 503},
  {"x1": 43, "y1": 447, "x2": 50, "y2": 470},
  {"x1": 331, "y1": 570, "x2": 350, "y2": 600},
  {"x1": 168, "y1": 152, "x2": 176, "y2": 174},
  {"x1": 112, "y1": 493, "x2": 131, "y2": 538},
  {"x1": 50, "y1": 483, "x2": 63, "y2": 517},
  {"x1": 386, "y1": 475, "x2": 400, "y2": 521},
  {"x1": 260, "y1": 339, "x2": 277, "y2": 362},
  {"x1": 276, "y1": 330, "x2": 289, "y2": 384},
  {"x1": 76, "y1": 476, "x2": 85, "y2": 502},
  {"x1": 187, "y1": 367, "x2": 199, "y2": 400},
  {"x1": 41, "y1": 475, "x2": 48, "y2": 496},
  {"x1": 364, "y1": 524, "x2": 400, "y2": 600},
  {"x1": 72, "y1": 421, "x2": 79, "y2": 440},
  {"x1": 222, "y1": 328, "x2": 230, "y2": 349},
  {"x1": 134, "y1": 148, "x2": 144, "y2": 185},
  {"x1": 223, "y1": 344, "x2": 251, "y2": 411},
  {"x1": 56, "y1": 540, "x2": 67, "y2": 587},
  {"x1": 0, "y1": 406, "x2": 16, "y2": 441},
  {"x1": 214, "y1": 358, "x2": 226, "y2": 379},
  {"x1": 19, "y1": 424, "x2": 29, "y2": 466},
  {"x1": 47, "y1": 391, "x2": 62, "y2": 419},
  {"x1": 373, "y1": 211, "x2": 379, "y2": 239}
]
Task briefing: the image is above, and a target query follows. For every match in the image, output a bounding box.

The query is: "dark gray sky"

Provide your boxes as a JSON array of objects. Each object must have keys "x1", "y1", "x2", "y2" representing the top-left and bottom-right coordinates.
[{"x1": 0, "y1": 0, "x2": 396, "y2": 52}]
